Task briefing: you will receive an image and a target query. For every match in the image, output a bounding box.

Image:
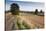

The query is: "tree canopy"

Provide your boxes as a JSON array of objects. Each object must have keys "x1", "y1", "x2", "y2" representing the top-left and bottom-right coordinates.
[
  {"x1": 35, "y1": 9, "x2": 38, "y2": 15},
  {"x1": 40, "y1": 10, "x2": 43, "y2": 13},
  {"x1": 10, "y1": 3, "x2": 19, "y2": 15}
]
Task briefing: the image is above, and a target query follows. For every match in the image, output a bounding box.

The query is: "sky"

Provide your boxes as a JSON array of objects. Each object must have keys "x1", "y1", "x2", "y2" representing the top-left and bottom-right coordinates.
[{"x1": 6, "y1": 0, "x2": 44, "y2": 11}]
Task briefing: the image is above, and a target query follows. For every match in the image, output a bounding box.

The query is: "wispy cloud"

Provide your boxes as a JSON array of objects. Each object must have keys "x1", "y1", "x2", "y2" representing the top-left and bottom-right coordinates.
[{"x1": 6, "y1": 1, "x2": 44, "y2": 11}]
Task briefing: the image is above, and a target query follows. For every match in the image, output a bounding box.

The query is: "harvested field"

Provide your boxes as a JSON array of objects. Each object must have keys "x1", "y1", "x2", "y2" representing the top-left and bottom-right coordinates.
[{"x1": 5, "y1": 12, "x2": 44, "y2": 31}]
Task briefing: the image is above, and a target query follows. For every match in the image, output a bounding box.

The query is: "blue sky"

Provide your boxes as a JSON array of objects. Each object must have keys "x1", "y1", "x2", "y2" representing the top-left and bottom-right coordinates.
[{"x1": 6, "y1": 0, "x2": 44, "y2": 11}]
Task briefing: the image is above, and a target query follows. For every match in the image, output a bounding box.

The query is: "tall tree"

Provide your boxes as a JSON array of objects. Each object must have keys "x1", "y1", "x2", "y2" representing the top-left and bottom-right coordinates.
[
  {"x1": 35, "y1": 9, "x2": 38, "y2": 15},
  {"x1": 10, "y1": 3, "x2": 19, "y2": 15},
  {"x1": 40, "y1": 10, "x2": 43, "y2": 13}
]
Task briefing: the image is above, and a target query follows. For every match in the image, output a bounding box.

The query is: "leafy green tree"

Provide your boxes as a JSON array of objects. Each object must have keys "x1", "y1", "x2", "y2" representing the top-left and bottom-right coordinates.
[
  {"x1": 35, "y1": 9, "x2": 38, "y2": 15},
  {"x1": 10, "y1": 3, "x2": 19, "y2": 15}
]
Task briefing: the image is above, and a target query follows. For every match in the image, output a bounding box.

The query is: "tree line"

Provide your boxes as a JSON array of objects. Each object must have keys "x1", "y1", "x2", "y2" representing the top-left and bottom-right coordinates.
[{"x1": 6, "y1": 3, "x2": 43, "y2": 15}]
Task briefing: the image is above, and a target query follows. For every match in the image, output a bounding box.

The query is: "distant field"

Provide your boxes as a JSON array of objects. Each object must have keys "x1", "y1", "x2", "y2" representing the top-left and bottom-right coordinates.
[{"x1": 5, "y1": 12, "x2": 44, "y2": 31}]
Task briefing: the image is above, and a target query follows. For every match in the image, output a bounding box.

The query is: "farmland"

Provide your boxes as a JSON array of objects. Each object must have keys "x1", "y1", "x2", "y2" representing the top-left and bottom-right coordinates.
[{"x1": 5, "y1": 12, "x2": 44, "y2": 31}]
